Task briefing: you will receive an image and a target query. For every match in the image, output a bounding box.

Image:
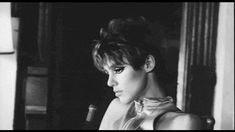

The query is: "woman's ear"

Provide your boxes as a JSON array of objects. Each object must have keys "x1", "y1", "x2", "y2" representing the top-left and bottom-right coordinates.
[{"x1": 144, "y1": 55, "x2": 156, "y2": 73}]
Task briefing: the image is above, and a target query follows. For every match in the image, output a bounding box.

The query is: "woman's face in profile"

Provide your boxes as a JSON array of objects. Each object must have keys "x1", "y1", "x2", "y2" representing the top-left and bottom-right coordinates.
[{"x1": 103, "y1": 59, "x2": 148, "y2": 104}]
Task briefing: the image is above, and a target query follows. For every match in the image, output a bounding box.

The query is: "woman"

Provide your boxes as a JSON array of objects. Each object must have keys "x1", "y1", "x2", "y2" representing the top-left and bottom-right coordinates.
[{"x1": 91, "y1": 16, "x2": 201, "y2": 130}]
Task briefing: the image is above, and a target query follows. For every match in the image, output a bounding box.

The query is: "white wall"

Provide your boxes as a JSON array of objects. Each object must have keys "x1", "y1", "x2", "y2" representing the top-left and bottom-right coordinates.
[
  {"x1": 0, "y1": 3, "x2": 18, "y2": 130},
  {"x1": 213, "y1": 2, "x2": 234, "y2": 130},
  {"x1": 0, "y1": 53, "x2": 17, "y2": 130}
]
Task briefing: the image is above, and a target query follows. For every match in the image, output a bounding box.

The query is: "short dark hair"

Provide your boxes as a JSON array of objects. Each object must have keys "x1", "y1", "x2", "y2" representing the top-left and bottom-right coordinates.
[{"x1": 92, "y1": 16, "x2": 169, "y2": 84}]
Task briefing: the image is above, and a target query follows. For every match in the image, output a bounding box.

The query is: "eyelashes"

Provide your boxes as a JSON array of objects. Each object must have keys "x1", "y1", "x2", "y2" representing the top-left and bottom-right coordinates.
[
  {"x1": 113, "y1": 67, "x2": 125, "y2": 74},
  {"x1": 103, "y1": 66, "x2": 125, "y2": 75}
]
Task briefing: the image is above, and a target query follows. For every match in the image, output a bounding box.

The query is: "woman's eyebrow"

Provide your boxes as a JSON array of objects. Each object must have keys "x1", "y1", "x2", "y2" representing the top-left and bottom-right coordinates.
[{"x1": 109, "y1": 64, "x2": 124, "y2": 69}]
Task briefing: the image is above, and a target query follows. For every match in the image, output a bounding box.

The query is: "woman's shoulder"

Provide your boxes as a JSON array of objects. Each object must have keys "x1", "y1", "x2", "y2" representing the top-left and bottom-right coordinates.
[
  {"x1": 108, "y1": 98, "x2": 129, "y2": 111},
  {"x1": 156, "y1": 112, "x2": 202, "y2": 130},
  {"x1": 99, "y1": 98, "x2": 130, "y2": 129},
  {"x1": 103, "y1": 98, "x2": 124, "y2": 117}
]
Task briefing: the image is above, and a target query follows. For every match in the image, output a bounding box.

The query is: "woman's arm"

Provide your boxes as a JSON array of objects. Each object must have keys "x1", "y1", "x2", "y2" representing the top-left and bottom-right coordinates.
[{"x1": 170, "y1": 113, "x2": 202, "y2": 130}]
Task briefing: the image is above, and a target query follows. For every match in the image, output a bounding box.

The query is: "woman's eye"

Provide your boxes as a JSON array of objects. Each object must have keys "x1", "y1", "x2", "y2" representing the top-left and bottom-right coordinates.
[{"x1": 114, "y1": 67, "x2": 124, "y2": 74}]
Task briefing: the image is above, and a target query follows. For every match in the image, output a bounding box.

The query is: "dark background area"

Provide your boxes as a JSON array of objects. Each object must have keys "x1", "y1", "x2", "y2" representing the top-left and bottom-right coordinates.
[{"x1": 13, "y1": 2, "x2": 182, "y2": 130}]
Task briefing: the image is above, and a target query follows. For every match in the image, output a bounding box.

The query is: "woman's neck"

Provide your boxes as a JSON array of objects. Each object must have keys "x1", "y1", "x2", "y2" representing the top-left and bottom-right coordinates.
[{"x1": 138, "y1": 72, "x2": 166, "y2": 100}]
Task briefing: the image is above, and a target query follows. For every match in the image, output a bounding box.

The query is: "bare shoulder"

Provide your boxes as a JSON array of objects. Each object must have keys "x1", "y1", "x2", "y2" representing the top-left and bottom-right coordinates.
[
  {"x1": 107, "y1": 98, "x2": 128, "y2": 113},
  {"x1": 156, "y1": 112, "x2": 202, "y2": 130},
  {"x1": 99, "y1": 98, "x2": 129, "y2": 129},
  {"x1": 102, "y1": 98, "x2": 125, "y2": 120}
]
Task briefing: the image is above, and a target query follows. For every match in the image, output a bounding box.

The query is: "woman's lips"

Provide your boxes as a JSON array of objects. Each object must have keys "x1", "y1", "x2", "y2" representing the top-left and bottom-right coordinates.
[{"x1": 114, "y1": 91, "x2": 122, "y2": 97}]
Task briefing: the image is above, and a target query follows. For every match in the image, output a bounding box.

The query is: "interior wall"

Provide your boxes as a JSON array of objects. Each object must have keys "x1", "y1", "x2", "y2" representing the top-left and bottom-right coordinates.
[
  {"x1": 0, "y1": 54, "x2": 17, "y2": 130},
  {"x1": 213, "y1": 2, "x2": 234, "y2": 130},
  {"x1": 0, "y1": 3, "x2": 18, "y2": 130}
]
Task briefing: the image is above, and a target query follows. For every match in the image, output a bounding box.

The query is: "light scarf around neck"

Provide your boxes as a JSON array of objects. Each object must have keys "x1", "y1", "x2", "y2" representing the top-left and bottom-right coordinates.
[{"x1": 119, "y1": 96, "x2": 180, "y2": 130}]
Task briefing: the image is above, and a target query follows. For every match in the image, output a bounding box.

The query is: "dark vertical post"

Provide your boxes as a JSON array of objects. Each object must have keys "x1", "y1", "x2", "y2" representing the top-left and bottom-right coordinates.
[{"x1": 179, "y1": 2, "x2": 219, "y2": 118}]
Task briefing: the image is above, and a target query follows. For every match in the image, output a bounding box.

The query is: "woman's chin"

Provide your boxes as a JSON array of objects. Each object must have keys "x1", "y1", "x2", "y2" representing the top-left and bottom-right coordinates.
[{"x1": 119, "y1": 97, "x2": 133, "y2": 104}]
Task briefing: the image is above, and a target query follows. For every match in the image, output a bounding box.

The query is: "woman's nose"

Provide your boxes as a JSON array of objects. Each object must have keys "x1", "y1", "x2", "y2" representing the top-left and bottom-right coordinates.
[{"x1": 107, "y1": 75, "x2": 117, "y2": 87}]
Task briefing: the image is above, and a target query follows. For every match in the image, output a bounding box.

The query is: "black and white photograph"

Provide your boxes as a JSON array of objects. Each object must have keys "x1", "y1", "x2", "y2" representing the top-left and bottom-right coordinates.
[{"x1": 0, "y1": 2, "x2": 234, "y2": 130}]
